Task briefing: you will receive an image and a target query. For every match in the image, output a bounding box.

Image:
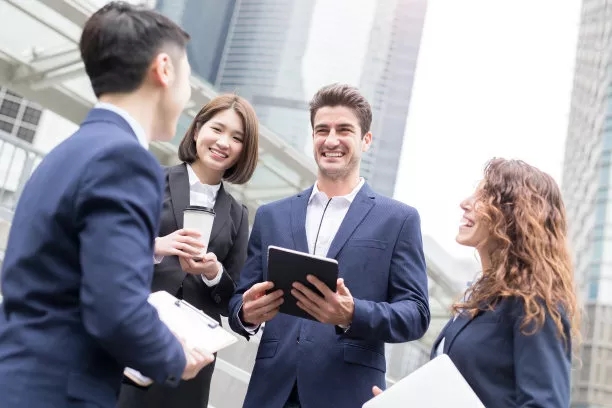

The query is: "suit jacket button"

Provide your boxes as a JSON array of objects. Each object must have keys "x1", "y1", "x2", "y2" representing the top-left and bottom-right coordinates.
[
  {"x1": 296, "y1": 337, "x2": 300, "y2": 344},
  {"x1": 214, "y1": 294, "x2": 222, "y2": 304}
]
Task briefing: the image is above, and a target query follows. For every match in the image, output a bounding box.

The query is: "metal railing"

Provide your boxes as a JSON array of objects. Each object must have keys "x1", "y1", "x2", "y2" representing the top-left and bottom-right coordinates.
[{"x1": 0, "y1": 130, "x2": 45, "y2": 221}]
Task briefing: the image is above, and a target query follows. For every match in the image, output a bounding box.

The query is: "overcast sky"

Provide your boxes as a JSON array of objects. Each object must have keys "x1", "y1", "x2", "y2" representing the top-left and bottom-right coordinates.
[{"x1": 304, "y1": 0, "x2": 582, "y2": 261}]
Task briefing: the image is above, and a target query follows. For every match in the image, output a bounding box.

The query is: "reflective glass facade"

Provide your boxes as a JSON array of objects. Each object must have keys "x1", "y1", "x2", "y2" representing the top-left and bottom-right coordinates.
[
  {"x1": 359, "y1": 0, "x2": 427, "y2": 197},
  {"x1": 562, "y1": 0, "x2": 612, "y2": 405},
  {"x1": 156, "y1": 0, "x2": 236, "y2": 85},
  {"x1": 215, "y1": 0, "x2": 315, "y2": 152}
]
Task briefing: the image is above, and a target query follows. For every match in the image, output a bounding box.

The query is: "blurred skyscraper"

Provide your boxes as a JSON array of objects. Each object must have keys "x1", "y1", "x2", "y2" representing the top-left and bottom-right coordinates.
[
  {"x1": 156, "y1": 0, "x2": 236, "y2": 85},
  {"x1": 215, "y1": 0, "x2": 315, "y2": 152},
  {"x1": 157, "y1": 0, "x2": 315, "y2": 153},
  {"x1": 562, "y1": 1, "x2": 612, "y2": 406},
  {"x1": 155, "y1": 0, "x2": 427, "y2": 195},
  {"x1": 359, "y1": 0, "x2": 427, "y2": 197}
]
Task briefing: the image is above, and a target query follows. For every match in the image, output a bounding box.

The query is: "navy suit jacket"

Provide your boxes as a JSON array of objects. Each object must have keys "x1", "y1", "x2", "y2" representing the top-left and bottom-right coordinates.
[
  {"x1": 431, "y1": 298, "x2": 572, "y2": 407},
  {"x1": 228, "y1": 183, "x2": 430, "y2": 408},
  {"x1": 0, "y1": 109, "x2": 185, "y2": 408}
]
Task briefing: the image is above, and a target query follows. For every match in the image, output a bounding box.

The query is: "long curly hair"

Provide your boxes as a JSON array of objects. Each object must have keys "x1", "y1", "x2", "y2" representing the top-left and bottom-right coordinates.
[{"x1": 452, "y1": 158, "x2": 580, "y2": 346}]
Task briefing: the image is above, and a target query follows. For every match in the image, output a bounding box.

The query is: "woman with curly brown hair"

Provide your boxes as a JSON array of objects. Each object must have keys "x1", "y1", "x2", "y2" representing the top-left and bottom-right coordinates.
[{"x1": 427, "y1": 158, "x2": 581, "y2": 407}]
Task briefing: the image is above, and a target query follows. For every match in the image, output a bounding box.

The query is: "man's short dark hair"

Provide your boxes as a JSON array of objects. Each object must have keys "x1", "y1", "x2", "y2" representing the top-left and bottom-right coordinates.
[
  {"x1": 80, "y1": 1, "x2": 190, "y2": 98},
  {"x1": 309, "y1": 83, "x2": 372, "y2": 137}
]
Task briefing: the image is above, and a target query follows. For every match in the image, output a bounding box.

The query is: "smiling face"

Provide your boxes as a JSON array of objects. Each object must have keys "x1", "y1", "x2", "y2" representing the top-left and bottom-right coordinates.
[
  {"x1": 194, "y1": 108, "x2": 244, "y2": 175},
  {"x1": 312, "y1": 105, "x2": 371, "y2": 181},
  {"x1": 456, "y1": 183, "x2": 492, "y2": 250}
]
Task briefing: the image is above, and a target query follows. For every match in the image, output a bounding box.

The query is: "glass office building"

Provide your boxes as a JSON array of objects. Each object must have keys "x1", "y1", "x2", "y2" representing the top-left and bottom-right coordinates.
[
  {"x1": 156, "y1": 0, "x2": 236, "y2": 85},
  {"x1": 562, "y1": 0, "x2": 612, "y2": 406},
  {"x1": 215, "y1": 0, "x2": 315, "y2": 152},
  {"x1": 157, "y1": 0, "x2": 315, "y2": 153},
  {"x1": 359, "y1": 0, "x2": 427, "y2": 197}
]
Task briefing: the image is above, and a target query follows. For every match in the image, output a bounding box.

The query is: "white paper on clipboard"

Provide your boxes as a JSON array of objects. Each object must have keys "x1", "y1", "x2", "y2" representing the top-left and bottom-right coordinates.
[{"x1": 124, "y1": 290, "x2": 238, "y2": 386}]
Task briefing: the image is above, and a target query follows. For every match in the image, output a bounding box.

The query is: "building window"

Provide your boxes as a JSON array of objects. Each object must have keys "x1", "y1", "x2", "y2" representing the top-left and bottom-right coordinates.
[
  {"x1": 22, "y1": 107, "x2": 41, "y2": 125},
  {"x1": 0, "y1": 100, "x2": 20, "y2": 119},
  {"x1": 16, "y1": 127, "x2": 35, "y2": 144},
  {"x1": 0, "y1": 87, "x2": 42, "y2": 144},
  {"x1": 0, "y1": 120, "x2": 13, "y2": 134}
]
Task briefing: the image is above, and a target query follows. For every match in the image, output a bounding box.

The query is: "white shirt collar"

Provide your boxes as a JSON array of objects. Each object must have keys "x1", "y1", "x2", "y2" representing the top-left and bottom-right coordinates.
[
  {"x1": 308, "y1": 177, "x2": 365, "y2": 204},
  {"x1": 186, "y1": 163, "x2": 221, "y2": 193},
  {"x1": 94, "y1": 102, "x2": 149, "y2": 149}
]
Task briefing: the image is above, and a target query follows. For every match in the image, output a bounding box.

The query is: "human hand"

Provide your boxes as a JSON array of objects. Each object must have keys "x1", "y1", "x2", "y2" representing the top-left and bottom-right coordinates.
[
  {"x1": 155, "y1": 229, "x2": 203, "y2": 257},
  {"x1": 241, "y1": 282, "x2": 284, "y2": 326},
  {"x1": 291, "y1": 277, "x2": 354, "y2": 326},
  {"x1": 180, "y1": 342, "x2": 215, "y2": 380},
  {"x1": 179, "y1": 252, "x2": 220, "y2": 279},
  {"x1": 372, "y1": 386, "x2": 383, "y2": 397}
]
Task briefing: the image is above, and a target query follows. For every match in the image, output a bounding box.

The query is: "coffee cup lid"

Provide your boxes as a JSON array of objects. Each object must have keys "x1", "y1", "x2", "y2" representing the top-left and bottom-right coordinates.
[{"x1": 184, "y1": 205, "x2": 215, "y2": 215}]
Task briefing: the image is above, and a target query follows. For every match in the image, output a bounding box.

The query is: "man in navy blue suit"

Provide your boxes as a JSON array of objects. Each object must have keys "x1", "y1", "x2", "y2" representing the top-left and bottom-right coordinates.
[
  {"x1": 228, "y1": 84, "x2": 431, "y2": 408},
  {"x1": 0, "y1": 3, "x2": 213, "y2": 407}
]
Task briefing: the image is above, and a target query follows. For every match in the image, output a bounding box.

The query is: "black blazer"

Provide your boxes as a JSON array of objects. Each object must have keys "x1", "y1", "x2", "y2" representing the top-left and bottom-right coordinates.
[
  {"x1": 117, "y1": 163, "x2": 249, "y2": 408},
  {"x1": 430, "y1": 298, "x2": 572, "y2": 408},
  {"x1": 151, "y1": 163, "x2": 248, "y2": 319}
]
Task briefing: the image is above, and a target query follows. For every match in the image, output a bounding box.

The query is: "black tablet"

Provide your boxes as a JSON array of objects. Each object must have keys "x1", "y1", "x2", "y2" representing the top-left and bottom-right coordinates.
[{"x1": 267, "y1": 245, "x2": 339, "y2": 321}]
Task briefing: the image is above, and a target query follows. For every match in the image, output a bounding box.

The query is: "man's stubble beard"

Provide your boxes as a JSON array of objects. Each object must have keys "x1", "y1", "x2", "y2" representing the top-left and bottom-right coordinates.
[{"x1": 317, "y1": 155, "x2": 360, "y2": 182}]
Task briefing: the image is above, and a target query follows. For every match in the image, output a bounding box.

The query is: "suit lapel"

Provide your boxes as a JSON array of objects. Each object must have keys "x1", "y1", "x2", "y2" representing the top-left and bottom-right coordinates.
[
  {"x1": 210, "y1": 184, "x2": 231, "y2": 243},
  {"x1": 168, "y1": 164, "x2": 190, "y2": 229},
  {"x1": 443, "y1": 313, "x2": 475, "y2": 354},
  {"x1": 430, "y1": 318, "x2": 454, "y2": 359},
  {"x1": 326, "y1": 184, "x2": 375, "y2": 259},
  {"x1": 291, "y1": 188, "x2": 312, "y2": 253}
]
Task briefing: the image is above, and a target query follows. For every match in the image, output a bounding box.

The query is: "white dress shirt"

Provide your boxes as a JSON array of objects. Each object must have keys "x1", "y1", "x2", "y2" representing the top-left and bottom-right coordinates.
[
  {"x1": 306, "y1": 178, "x2": 365, "y2": 257},
  {"x1": 239, "y1": 178, "x2": 365, "y2": 333}
]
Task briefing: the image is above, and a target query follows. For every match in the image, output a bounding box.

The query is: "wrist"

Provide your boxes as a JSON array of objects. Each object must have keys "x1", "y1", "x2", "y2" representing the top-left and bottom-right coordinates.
[
  {"x1": 154, "y1": 237, "x2": 163, "y2": 256},
  {"x1": 203, "y1": 271, "x2": 217, "y2": 280},
  {"x1": 239, "y1": 304, "x2": 253, "y2": 326},
  {"x1": 202, "y1": 262, "x2": 223, "y2": 280},
  {"x1": 344, "y1": 301, "x2": 355, "y2": 327}
]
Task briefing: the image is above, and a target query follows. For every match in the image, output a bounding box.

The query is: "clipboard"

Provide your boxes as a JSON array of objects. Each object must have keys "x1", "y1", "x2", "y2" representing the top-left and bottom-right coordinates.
[
  {"x1": 123, "y1": 291, "x2": 238, "y2": 386},
  {"x1": 266, "y1": 245, "x2": 339, "y2": 321}
]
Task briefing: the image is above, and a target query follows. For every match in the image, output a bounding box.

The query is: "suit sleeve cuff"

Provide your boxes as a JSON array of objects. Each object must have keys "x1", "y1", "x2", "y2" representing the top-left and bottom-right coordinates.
[
  {"x1": 201, "y1": 262, "x2": 224, "y2": 287},
  {"x1": 236, "y1": 303, "x2": 259, "y2": 335},
  {"x1": 162, "y1": 346, "x2": 186, "y2": 388},
  {"x1": 338, "y1": 298, "x2": 367, "y2": 337}
]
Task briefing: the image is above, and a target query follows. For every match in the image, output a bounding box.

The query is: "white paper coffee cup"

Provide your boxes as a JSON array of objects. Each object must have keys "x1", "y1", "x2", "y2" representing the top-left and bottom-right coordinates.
[{"x1": 183, "y1": 205, "x2": 215, "y2": 258}]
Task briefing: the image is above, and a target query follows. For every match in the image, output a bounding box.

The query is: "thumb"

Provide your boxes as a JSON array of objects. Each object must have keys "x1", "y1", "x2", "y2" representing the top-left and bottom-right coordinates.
[
  {"x1": 203, "y1": 252, "x2": 217, "y2": 262},
  {"x1": 337, "y1": 278, "x2": 351, "y2": 296}
]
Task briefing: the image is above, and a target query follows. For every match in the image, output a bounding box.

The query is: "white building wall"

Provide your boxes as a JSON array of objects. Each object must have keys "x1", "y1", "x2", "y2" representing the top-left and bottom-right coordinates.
[{"x1": 33, "y1": 110, "x2": 78, "y2": 153}]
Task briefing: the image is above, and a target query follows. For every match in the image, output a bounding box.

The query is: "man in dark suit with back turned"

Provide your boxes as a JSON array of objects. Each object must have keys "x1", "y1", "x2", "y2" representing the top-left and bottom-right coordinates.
[{"x1": 0, "y1": 3, "x2": 213, "y2": 407}]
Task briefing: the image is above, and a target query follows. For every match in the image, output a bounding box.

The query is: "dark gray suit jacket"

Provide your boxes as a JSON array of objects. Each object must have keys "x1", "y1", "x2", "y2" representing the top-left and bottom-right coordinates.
[
  {"x1": 152, "y1": 163, "x2": 248, "y2": 319},
  {"x1": 118, "y1": 162, "x2": 249, "y2": 408}
]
